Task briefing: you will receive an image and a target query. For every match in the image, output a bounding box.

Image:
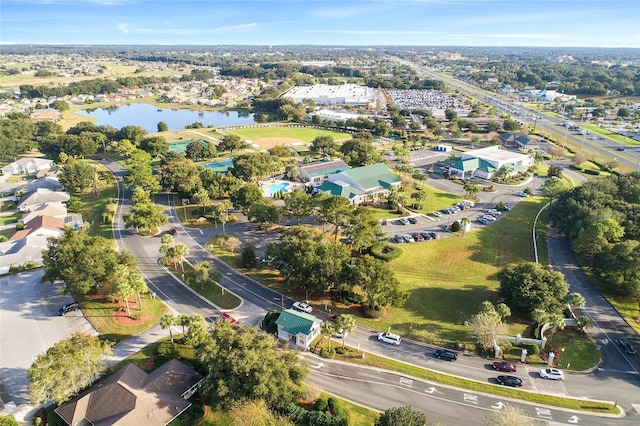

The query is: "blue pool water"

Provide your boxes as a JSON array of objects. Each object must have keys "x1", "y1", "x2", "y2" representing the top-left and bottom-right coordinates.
[{"x1": 267, "y1": 182, "x2": 290, "y2": 196}]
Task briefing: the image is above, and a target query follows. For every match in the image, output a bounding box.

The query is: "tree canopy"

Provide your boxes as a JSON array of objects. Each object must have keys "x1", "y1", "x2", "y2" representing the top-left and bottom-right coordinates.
[
  {"x1": 27, "y1": 332, "x2": 112, "y2": 405},
  {"x1": 195, "y1": 321, "x2": 306, "y2": 411},
  {"x1": 498, "y1": 261, "x2": 569, "y2": 316},
  {"x1": 375, "y1": 406, "x2": 428, "y2": 426}
]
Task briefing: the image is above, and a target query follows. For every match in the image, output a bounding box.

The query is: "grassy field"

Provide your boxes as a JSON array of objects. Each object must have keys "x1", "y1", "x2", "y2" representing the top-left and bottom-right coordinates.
[
  {"x1": 77, "y1": 161, "x2": 119, "y2": 240},
  {"x1": 584, "y1": 123, "x2": 640, "y2": 146},
  {"x1": 345, "y1": 196, "x2": 549, "y2": 347},
  {"x1": 223, "y1": 125, "x2": 352, "y2": 142},
  {"x1": 165, "y1": 261, "x2": 242, "y2": 310},
  {"x1": 0, "y1": 213, "x2": 20, "y2": 226}
]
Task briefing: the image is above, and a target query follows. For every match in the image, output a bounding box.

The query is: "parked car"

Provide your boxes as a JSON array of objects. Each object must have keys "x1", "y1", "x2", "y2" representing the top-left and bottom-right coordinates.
[
  {"x1": 408, "y1": 217, "x2": 418, "y2": 224},
  {"x1": 169, "y1": 228, "x2": 178, "y2": 235},
  {"x1": 57, "y1": 301, "x2": 79, "y2": 316},
  {"x1": 334, "y1": 329, "x2": 348, "y2": 339},
  {"x1": 420, "y1": 231, "x2": 432, "y2": 240},
  {"x1": 412, "y1": 232, "x2": 424, "y2": 242},
  {"x1": 292, "y1": 301, "x2": 313, "y2": 314},
  {"x1": 403, "y1": 234, "x2": 415, "y2": 243},
  {"x1": 398, "y1": 218, "x2": 409, "y2": 225},
  {"x1": 515, "y1": 192, "x2": 529, "y2": 198},
  {"x1": 428, "y1": 232, "x2": 438, "y2": 240},
  {"x1": 497, "y1": 375, "x2": 523, "y2": 387},
  {"x1": 377, "y1": 332, "x2": 401, "y2": 346},
  {"x1": 431, "y1": 211, "x2": 442, "y2": 217},
  {"x1": 434, "y1": 349, "x2": 458, "y2": 361},
  {"x1": 493, "y1": 361, "x2": 517, "y2": 372},
  {"x1": 617, "y1": 338, "x2": 637, "y2": 355},
  {"x1": 539, "y1": 368, "x2": 564, "y2": 380},
  {"x1": 393, "y1": 234, "x2": 405, "y2": 243}
]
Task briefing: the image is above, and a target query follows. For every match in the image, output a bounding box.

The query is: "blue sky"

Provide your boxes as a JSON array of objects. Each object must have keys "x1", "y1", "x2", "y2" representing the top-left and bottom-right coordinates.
[{"x1": 2, "y1": 0, "x2": 639, "y2": 47}]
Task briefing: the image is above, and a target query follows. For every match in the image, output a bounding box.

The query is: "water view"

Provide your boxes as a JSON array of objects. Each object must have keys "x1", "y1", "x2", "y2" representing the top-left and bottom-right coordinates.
[{"x1": 76, "y1": 103, "x2": 255, "y2": 132}]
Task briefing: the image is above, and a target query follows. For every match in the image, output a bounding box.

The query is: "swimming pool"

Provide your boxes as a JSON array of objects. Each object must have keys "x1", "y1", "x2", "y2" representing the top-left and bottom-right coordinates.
[{"x1": 267, "y1": 182, "x2": 290, "y2": 196}]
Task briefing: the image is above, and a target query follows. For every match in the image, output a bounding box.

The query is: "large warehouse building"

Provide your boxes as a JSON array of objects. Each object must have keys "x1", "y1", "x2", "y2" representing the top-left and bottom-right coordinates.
[{"x1": 282, "y1": 84, "x2": 383, "y2": 107}]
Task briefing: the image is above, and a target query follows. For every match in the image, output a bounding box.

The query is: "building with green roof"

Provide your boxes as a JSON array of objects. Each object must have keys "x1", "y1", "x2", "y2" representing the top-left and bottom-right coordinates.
[
  {"x1": 275, "y1": 309, "x2": 322, "y2": 350},
  {"x1": 315, "y1": 163, "x2": 401, "y2": 204},
  {"x1": 449, "y1": 146, "x2": 532, "y2": 180}
]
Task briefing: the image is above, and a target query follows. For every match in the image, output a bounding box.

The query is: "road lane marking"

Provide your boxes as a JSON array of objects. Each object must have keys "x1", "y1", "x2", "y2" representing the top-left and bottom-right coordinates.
[{"x1": 463, "y1": 393, "x2": 478, "y2": 404}]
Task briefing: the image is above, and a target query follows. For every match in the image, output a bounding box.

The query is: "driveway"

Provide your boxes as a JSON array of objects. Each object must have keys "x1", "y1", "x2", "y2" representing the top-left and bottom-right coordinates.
[{"x1": 0, "y1": 270, "x2": 97, "y2": 415}]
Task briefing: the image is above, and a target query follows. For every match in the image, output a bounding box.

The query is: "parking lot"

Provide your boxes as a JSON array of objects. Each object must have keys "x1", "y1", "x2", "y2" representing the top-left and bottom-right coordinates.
[{"x1": 0, "y1": 270, "x2": 97, "y2": 411}]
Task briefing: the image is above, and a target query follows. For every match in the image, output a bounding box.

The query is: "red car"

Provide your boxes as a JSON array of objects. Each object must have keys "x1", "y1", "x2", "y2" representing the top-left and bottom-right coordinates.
[
  {"x1": 493, "y1": 361, "x2": 517, "y2": 372},
  {"x1": 169, "y1": 228, "x2": 178, "y2": 235}
]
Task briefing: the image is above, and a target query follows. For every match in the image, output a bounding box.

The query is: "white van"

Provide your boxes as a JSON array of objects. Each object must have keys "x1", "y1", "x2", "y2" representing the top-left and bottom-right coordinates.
[{"x1": 377, "y1": 332, "x2": 401, "y2": 346}]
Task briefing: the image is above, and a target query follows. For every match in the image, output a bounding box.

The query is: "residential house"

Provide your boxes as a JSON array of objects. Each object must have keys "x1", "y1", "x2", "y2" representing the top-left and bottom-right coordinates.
[
  {"x1": 499, "y1": 132, "x2": 532, "y2": 149},
  {"x1": 35, "y1": 165, "x2": 62, "y2": 179},
  {"x1": 315, "y1": 163, "x2": 401, "y2": 204},
  {"x1": 275, "y1": 309, "x2": 322, "y2": 350},
  {"x1": 21, "y1": 176, "x2": 63, "y2": 194},
  {"x1": 16, "y1": 188, "x2": 70, "y2": 212},
  {"x1": 448, "y1": 145, "x2": 533, "y2": 180},
  {"x1": 55, "y1": 359, "x2": 203, "y2": 426},
  {"x1": 30, "y1": 108, "x2": 61, "y2": 122},
  {"x1": 298, "y1": 159, "x2": 351, "y2": 185},
  {"x1": 1, "y1": 157, "x2": 53, "y2": 177},
  {"x1": 19, "y1": 202, "x2": 67, "y2": 224}
]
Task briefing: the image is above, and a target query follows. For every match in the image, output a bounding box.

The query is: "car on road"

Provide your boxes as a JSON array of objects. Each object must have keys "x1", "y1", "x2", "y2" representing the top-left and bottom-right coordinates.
[
  {"x1": 57, "y1": 301, "x2": 79, "y2": 316},
  {"x1": 539, "y1": 368, "x2": 564, "y2": 380},
  {"x1": 292, "y1": 301, "x2": 313, "y2": 314},
  {"x1": 616, "y1": 147, "x2": 625, "y2": 151},
  {"x1": 434, "y1": 349, "x2": 458, "y2": 361},
  {"x1": 169, "y1": 228, "x2": 178, "y2": 235},
  {"x1": 497, "y1": 375, "x2": 523, "y2": 387},
  {"x1": 617, "y1": 338, "x2": 637, "y2": 355},
  {"x1": 377, "y1": 332, "x2": 402, "y2": 346},
  {"x1": 493, "y1": 361, "x2": 517, "y2": 372}
]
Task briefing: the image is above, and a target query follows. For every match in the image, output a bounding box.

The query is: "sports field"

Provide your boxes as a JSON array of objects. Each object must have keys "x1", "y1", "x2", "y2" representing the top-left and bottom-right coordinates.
[{"x1": 223, "y1": 125, "x2": 352, "y2": 149}]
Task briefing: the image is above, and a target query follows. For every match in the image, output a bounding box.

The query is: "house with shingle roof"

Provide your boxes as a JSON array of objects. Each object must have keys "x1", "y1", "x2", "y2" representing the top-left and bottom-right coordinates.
[
  {"x1": 499, "y1": 132, "x2": 532, "y2": 149},
  {"x1": 17, "y1": 188, "x2": 70, "y2": 212},
  {"x1": 298, "y1": 159, "x2": 351, "y2": 185},
  {"x1": 315, "y1": 163, "x2": 401, "y2": 204},
  {"x1": 275, "y1": 309, "x2": 322, "y2": 350},
  {"x1": 19, "y1": 202, "x2": 67, "y2": 224},
  {"x1": 55, "y1": 359, "x2": 203, "y2": 426},
  {"x1": 21, "y1": 176, "x2": 63, "y2": 193}
]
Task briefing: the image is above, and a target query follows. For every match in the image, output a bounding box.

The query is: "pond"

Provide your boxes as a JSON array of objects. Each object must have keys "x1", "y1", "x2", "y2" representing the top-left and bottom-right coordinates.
[{"x1": 76, "y1": 103, "x2": 255, "y2": 132}]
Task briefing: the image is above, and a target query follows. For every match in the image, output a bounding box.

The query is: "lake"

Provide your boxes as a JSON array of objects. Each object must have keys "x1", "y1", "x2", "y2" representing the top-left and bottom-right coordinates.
[{"x1": 76, "y1": 103, "x2": 255, "y2": 132}]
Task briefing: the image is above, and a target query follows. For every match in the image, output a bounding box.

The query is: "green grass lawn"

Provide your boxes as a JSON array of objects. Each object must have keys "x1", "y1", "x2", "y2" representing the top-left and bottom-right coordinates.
[
  {"x1": 76, "y1": 292, "x2": 167, "y2": 344},
  {"x1": 546, "y1": 329, "x2": 599, "y2": 371},
  {"x1": 165, "y1": 261, "x2": 241, "y2": 310},
  {"x1": 223, "y1": 125, "x2": 352, "y2": 142},
  {"x1": 584, "y1": 123, "x2": 640, "y2": 146},
  {"x1": 0, "y1": 213, "x2": 20, "y2": 226},
  {"x1": 75, "y1": 161, "x2": 119, "y2": 240},
  {"x1": 349, "y1": 197, "x2": 550, "y2": 348}
]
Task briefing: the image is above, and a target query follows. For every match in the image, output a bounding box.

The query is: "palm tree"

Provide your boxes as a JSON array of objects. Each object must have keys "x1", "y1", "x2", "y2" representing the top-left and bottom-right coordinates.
[
  {"x1": 192, "y1": 260, "x2": 212, "y2": 290},
  {"x1": 90, "y1": 171, "x2": 104, "y2": 197},
  {"x1": 335, "y1": 314, "x2": 357, "y2": 348},
  {"x1": 173, "y1": 243, "x2": 189, "y2": 272},
  {"x1": 320, "y1": 321, "x2": 337, "y2": 352},
  {"x1": 493, "y1": 165, "x2": 513, "y2": 183},
  {"x1": 160, "y1": 313, "x2": 177, "y2": 344}
]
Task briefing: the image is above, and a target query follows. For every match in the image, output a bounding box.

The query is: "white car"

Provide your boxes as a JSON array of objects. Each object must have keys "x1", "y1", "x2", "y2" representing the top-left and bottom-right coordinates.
[
  {"x1": 292, "y1": 301, "x2": 313, "y2": 314},
  {"x1": 377, "y1": 332, "x2": 401, "y2": 346},
  {"x1": 539, "y1": 368, "x2": 564, "y2": 380}
]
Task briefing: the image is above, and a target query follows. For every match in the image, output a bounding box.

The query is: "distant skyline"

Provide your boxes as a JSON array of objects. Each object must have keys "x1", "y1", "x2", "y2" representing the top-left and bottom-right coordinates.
[{"x1": 1, "y1": 0, "x2": 639, "y2": 48}]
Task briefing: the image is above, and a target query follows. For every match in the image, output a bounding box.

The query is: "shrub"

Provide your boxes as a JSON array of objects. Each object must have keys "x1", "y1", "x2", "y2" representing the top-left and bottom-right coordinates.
[
  {"x1": 369, "y1": 243, "x2": 403, "y2": 261},
  {"x1": 15, "y1": 223, "x2": 24, "y2": 231},
  {"x1": 336, "y1": 347, "x2": 349, "y2": 355},
  {"x1": 524, "y1": 343, "x2": 540, "y2": 355},
  {"x1": 584, "y1": 169, "x2": 600, "y2": 175},
  {"x1": 450, "y1": 221, "x2": 461, "y2": 232},
  {"x1": 320, "y1": 347, "x2": 336, "y2": 359},
  {"x1": 314, "y1": 397, "x2": 329, "y2": 412}
]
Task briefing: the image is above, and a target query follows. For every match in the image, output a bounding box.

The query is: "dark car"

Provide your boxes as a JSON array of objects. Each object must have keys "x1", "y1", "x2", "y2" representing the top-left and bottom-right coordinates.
[
  {"x1": 408, "y1": 217, "x2": 418, "y2": 224},
  {"x1": 617, "y1": 338, "x2": 637, "y2": 355},
  {"x1": 57, "y1": 301, "x2": 79, "y2": 316},
  {"x1": 420, "y1": 231, "x2": 432, "y2": 240},
  {"x1": 428, "y1": 232, "x2": 439, "y2": 240},
  {"x1": 497, "y1": 375, "x2": 522, "y2": 387},
  {"x1": 493, "y1": 361, "x2": 517, "y2": 372},
  {"x1": 169, "y1": 228, "x2": 178, "y2": 235},
  {"x1": 434, "y1": 349, "x2": 458, "y2": 361}
]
